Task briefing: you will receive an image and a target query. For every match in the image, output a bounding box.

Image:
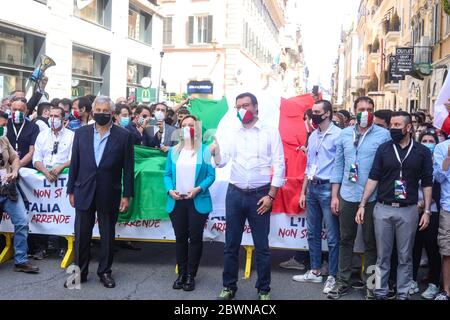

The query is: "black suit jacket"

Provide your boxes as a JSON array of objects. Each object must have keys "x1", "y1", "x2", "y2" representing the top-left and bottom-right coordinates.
[
  {"x1": 142, "y1": 123, "x2": 177, "y2": 148},
  {"x1": 67, "y1": 124, "x2": 134, "y2": 212}
]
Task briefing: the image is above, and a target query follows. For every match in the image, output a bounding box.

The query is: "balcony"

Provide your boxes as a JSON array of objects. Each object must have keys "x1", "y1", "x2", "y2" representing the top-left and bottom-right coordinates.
[
  {"x1": 412, "y1": 45, "x2": 432, "y2": 79},
  {"x1": 383, "y1": 13, "x2": 401, "y2": 46}
]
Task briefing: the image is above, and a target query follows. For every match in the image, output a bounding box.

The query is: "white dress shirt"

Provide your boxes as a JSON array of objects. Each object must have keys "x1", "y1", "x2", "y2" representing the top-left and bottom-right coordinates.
[
  {"x1": 213, "y1": 120, "x2": 285, "y2": 189},
  {"x1": 33, "y1": 127, "x2": 74, "y2": 168},
  {"x1": 176, "y1": 149, "x2": 197, "y2": 195}
]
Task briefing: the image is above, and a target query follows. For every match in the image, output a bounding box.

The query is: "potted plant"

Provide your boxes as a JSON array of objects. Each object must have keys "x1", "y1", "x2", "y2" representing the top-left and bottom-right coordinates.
[
  {"x1": 372, "y1": 37, "x2": 380, "y2": 52},
  {"x1": 443, "y1": 0, "x2": 450, "y2": 15},
  {"x1": 390, "y1": 11, "x2": 401, "y2": 31}
]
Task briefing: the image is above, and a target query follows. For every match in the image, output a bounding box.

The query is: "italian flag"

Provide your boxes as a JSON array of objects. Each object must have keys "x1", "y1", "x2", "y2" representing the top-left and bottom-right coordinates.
[{"x1": 434, "y1": 74, "x2": 450, "y2": 135}]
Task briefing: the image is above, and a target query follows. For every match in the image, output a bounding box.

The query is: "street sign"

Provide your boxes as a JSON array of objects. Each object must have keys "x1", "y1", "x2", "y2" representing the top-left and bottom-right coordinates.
[
  {"x1": 71, "y1": 86, "x2": 85, "y2": 99},
  {"x1": 389, "y1": 55, "x2": 405, "y2": 80},
  {"x1": 187, "y1": 80, "x2": 213, "y2": 94},
  {"x1": 395, "y1": 47, "x2": 414, "y2": 74},
  {"x1": 136, "y1": 87, "x2": 156, "y2": 103}
]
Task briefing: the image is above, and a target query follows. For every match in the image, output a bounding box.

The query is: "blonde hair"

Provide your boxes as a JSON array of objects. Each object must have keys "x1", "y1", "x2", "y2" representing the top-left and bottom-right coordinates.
[{"x1": 173, "y1": 115, "x2": 202, "y2": 156}]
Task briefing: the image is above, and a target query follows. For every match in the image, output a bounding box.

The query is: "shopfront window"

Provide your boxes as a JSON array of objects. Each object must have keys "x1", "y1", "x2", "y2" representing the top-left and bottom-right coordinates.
[
  {"x1": 126, "y1": 61, "x2": 153, "y2": 102},
  {"x1": 73, "y1": 0, "x2": 111, "y2": 29},
  {"x1": 128, "y1": 6, "x2": 152, "y2": 44},
  {"x1": 72, "y1": 45, "x2": 110, "y2": 98},
  {"x1": 0, "y1": 25, "x2": 45, "y2": 97}
]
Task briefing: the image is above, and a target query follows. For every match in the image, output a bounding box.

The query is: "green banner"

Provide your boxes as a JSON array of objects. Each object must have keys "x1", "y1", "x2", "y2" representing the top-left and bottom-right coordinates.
[
  {"x1": 136, "y1": 87, "x2": 157, "y2": 104},
  {"x1": 118, "y1": 146, "x2": 169, "y2": 222}
]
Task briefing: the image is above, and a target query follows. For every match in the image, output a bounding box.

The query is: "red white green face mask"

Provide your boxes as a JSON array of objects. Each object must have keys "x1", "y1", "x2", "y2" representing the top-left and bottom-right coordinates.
[
  {"x1": 356, "y1": 111, "x2": 373, "y2": 128},
  {"x1": 237, "y1": 108, "x2": 254, "y2": 124},
  {"x1": 12, "y1": 111, "x2": 24, "y2": 124},
  {"x1": 182, "y1": 126, "x2": 195, "y2": 141}
]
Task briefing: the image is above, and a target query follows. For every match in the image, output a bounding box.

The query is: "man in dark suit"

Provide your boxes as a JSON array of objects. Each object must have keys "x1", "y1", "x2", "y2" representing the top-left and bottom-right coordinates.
[
  {"x1": 142, "y1": 103, "x2": 177, "y2": 152},
  {"x1": 66, "y1": 96, "x2": 134, "y2": 289}
]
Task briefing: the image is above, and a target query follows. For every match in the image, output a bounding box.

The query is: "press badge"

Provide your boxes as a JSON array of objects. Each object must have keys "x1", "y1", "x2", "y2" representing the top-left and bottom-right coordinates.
[
  {"x1": 348, "y1": 163, "x2": 358, "y2": 183},
  {"x1": 308, "y1": 164, "x2": 318, "y2": 180},
  {"x1": 394, "y1": 180, "x2": 408, "y2": 200},
  {"x1": 0, "y1": 169, "x2": 7, "y2": 185}
]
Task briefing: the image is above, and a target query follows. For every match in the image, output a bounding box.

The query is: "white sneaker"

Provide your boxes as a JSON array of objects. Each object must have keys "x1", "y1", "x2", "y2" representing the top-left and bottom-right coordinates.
[
  {"x1": 421, "y1": 284, "x2": 439, "y2": 300},
  {"x1": 293, "y1": 270, "x2": 323, "y2": 283},
  {"x1": 409, "y1": 280, "x2": 419, "y2": 295},
  {"x1": 279, "y1": 257, "x2": 306, "y2": 270},
  {"x1": 435, "y1": 292, "x2": 449, "y2": 300},
  {"x1": 323, "y1": 276, "x2": 336, "y2": 294}
]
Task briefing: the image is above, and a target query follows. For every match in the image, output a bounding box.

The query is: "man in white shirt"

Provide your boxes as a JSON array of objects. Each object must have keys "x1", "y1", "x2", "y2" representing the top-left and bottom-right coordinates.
[
  {"x1": 33, "y1": 106, "x2": 74, "y2": 182},
  {"x1": 211, "y1": 92, "x2": 285, "y2": 300}
]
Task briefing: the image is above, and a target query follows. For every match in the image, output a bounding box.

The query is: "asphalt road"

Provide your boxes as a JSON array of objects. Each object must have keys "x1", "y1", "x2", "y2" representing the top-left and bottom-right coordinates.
[{"x1": 0, "y1": 241, "x2": 427, "y2": 300}]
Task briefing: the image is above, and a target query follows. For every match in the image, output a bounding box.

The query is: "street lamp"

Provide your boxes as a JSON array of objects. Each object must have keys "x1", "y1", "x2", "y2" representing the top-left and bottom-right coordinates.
[{"x1": 157, "y1": 51, "x2": 164, "y2": 102}]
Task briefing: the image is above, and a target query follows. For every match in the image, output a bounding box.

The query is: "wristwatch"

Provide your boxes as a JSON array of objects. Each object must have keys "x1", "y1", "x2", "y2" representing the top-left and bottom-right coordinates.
[{"x1": 424, "y1": 210, "x2": 432, "y2": 216}]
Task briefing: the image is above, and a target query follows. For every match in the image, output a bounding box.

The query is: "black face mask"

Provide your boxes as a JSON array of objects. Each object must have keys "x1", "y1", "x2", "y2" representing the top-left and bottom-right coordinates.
[
  {"x1": 311, "y1": 113, "x2": 326, "y2": 126},
  {"x1": 94, "y1": 113, "x2": 112, "y2": 126},
  {"x1": 390, "y1": 128, "x2": 406, "y2": 143}
]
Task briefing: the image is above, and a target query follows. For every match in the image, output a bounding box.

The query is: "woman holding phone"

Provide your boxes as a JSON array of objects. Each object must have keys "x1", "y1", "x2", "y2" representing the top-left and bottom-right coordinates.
[{"x1": 163, "y1": 115, "x2": 215, "y2": 292}]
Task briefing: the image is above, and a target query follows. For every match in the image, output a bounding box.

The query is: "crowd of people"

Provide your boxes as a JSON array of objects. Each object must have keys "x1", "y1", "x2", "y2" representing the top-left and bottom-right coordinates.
[{"x1": 0, "y1": 78, "x2": 449, "y2": 301}]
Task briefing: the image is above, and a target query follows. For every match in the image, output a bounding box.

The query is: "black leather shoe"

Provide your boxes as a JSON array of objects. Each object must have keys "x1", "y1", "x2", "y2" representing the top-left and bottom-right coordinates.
[
  {"x1": 173, "y1": 274, "x2": 187, "y2": 290},
  {"x1": 183, "y1": 274, "x2": 195, "y2": 291},
  {"x1": 99, "y1": 274, "x2": 116, "y2": 288}
]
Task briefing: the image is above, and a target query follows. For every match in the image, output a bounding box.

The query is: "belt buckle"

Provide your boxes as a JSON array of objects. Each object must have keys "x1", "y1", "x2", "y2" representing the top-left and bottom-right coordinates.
[{"x1": 392, "y1": 203, "x2": 400, "y2": 208}]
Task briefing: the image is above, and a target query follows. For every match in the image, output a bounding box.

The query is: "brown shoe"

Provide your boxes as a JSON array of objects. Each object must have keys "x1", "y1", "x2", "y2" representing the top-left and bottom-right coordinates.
[{"x1": 14, "y1": 262, "x2": 39, "y2": 274}]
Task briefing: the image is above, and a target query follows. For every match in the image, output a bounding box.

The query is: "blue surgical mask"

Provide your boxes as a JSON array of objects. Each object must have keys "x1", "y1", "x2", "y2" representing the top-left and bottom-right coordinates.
[
  {"x1": 120, "y1": 116, "x2": 130, "y2": 127},
  {"x1": 422, "y1": 143, "x2": 435, "y2": 154}
]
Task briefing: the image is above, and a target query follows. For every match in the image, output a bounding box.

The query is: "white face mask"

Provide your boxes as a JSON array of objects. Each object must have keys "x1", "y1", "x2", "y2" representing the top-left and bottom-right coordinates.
[
  {"x1": 50, "y1": 117, "x2": 62, "y2": 130},
  {"x1": 155, "y1": 110, "x2": 165, "y2": 121}
]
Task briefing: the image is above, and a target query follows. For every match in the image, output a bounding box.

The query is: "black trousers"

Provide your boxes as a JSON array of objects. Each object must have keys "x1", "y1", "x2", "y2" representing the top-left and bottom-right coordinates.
[
  {"x1": 169, "y1": 200, "x2": 208, "y2": 277},
  {"x1": 74, "y1": 200, "x2": 118, "y2": 278},
  {"x1": 412, "y1": 212, "x2": 441, "y2": 286}
]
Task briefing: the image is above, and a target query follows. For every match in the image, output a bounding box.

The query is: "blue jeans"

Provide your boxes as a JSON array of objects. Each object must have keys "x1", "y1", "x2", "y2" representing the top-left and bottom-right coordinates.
[
  {"x1": 223, "y1": 184, "x2": 271, "y2": 292},
  {"x1": 0, "y1": 193, "x2": 29, "y2": 265},
  {"x1": 306, "y1": 183, "x2": 339, "y2": 277}
]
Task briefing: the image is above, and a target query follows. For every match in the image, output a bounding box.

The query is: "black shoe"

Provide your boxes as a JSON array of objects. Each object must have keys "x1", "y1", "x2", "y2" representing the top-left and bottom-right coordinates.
[
  {"x1": 14, "y1": 262, "x2": 39, "y2": 274},
  {"x1": 99, "y1": 273, "x2": 116, "y2": 288},
  {"x1": 173, "y1": 274, "x2": 187, "y2": 290},
  {"x1": 33, "y1": 250, "x2": 48, "y2": 260},
  {"x1": 183, "y1": 274, "x2": 195, "y2": 291},
  {"x1": 352, "y1": 280, "x2": 366, "y2": 290},
  {"x1": 64, "y1": 275, "x2": 87, "y2": 288}
]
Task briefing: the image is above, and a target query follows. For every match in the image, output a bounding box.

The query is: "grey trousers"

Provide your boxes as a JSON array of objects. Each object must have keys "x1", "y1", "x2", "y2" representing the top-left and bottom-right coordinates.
[{"x1": 373, "y1": 203, "x2": 419, "y2": 299}]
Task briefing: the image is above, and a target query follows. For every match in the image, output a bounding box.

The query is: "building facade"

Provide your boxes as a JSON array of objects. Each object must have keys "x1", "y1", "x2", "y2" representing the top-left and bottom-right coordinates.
[
  {"x1": 0, "y1": 0, "x2": 164, "y2": 103},
  {"x1": 334, "y1": 0, "x2": 450, "y2": 114},
  {"x1": 159, "y1": 0, "x2": 287, "y2": 100}
]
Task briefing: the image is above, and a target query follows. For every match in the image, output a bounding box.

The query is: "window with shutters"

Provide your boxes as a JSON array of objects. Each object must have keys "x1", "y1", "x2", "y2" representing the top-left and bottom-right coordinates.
[
  {"x1": 128, "y1": 6, "x2": 152, "y2": 45},
  {"x1": 445, "y1": 12, "x2": 450, "y2": 37},
  {"x1": 188, "y1": 15, "x2": 213, "y2": 44},
  {"x1": 163, "y1": 17, "x2": 173, "y2": 45}
]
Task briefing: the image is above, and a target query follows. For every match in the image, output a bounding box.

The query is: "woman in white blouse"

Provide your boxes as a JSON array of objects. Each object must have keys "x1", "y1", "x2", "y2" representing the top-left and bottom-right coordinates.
[{"x1": 163, "y1": 115, "x2": 215, "y2": 292}]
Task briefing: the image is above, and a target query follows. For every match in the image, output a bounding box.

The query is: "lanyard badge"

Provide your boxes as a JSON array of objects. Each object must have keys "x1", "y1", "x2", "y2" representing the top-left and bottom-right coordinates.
[
  {"x1": 394, "y1": 179, "x2": 408, "y2": 200},
  {"x1": 348, "y1": 163, "x2": 358, "y2": 183}
]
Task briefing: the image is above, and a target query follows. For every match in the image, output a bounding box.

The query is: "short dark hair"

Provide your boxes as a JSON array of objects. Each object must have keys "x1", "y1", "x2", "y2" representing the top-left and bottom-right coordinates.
[
  {"x1": 135, "y1": 105, "x2": 151, "y2": 115},
  {"x1": 115, "y1": 104, "x2": 131, "y2": 116},
  {"x1": 337, "y1": 109, "x2": 351, "y2": 122},
  {"x1": 374, "y1": 109, "x2": 393, "y2": 126},
  {"x1": 50, "y1": 106, "x2": 65, "y2": 118},
  {"x1": 74, "y1": 96, "x2": 92, "y2": 113},
  {"x1": 59, "y1": 98, "x2": 73, "y2": 110},
  {"x1": 37, "y1": 102, "x2": 52, "y2": 116},
  {"x1": 178, "y1": 106, "x2": 190, "y2": 115},
  {"x1": 418, "y1": 129, "x2": 439, "y2": 144},
  {"x1": 353, "y1": 96, "x2": 375, "y2": 110},
  {"x1": 314, "y1": 100, "x2": 333, "y2": 119},
  {"x1": 413, "y1": 111, "x2": 426, "y2": 124},
  {"x1": 236, "y1": 92, "x2": 258, "y2": 106},
  {"x1": 152, "y1": 102, "x2": 168, "y2": 112},
  {"x1": 50, "y1": 98, "x2": 61, "y2": 107},
  {"x1": 391, "y1": 111, "x2": 412, "y2": 125}
]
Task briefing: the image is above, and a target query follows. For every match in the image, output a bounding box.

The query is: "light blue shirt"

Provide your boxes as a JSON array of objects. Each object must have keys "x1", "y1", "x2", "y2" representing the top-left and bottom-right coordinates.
[
  {"x1": 93, "y1": 125, "x2": 111, "y2": 166},
  {"x1": 433, "y1": 139, "x2": 450, "y2": 212},
  {"x1": 305, "y1": 123, "x2": 341, "y2": 180},
  {"x1": 331, "y1": 124, "x2": 391, "y2": 202}
]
